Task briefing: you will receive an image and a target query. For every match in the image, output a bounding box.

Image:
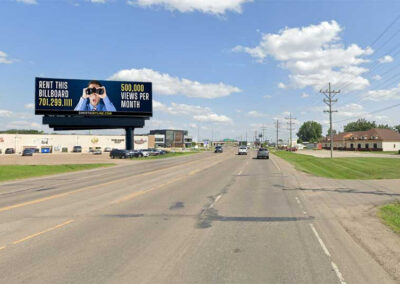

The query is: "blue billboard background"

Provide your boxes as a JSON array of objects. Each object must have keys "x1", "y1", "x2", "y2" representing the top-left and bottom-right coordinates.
[{"x1": 35, "y1": 77, "x2": 152, "y2": 117}]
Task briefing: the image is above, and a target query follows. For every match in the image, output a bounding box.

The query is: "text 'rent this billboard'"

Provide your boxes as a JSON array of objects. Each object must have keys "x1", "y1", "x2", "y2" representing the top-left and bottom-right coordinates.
[{"x1": 35, "y1": 77, "x2": 152, "y2": 117}]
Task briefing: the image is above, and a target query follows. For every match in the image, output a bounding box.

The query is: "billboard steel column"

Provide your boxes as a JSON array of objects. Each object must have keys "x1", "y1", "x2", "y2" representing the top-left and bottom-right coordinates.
[{"x1": 125, "y1": 127, "x2": 134, "y2": 150}]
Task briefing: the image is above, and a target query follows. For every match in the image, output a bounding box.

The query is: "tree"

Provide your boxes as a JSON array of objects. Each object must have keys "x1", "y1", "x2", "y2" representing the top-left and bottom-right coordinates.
[
  {"x1": 297, "y1": 121, "x2": 322, "y2": 143},
  {"x1": 344, "y1": 119, "x2": 377, "y2": 132},
  {"x1": 394, "y1": 125, "x2": 400, "y2": 133},
  {"x1": 327, "y1": 129, "x2": 337, "y2": 136},
  {"x1": 0, "y1": 129, "x2": 44, "y2": 134}
]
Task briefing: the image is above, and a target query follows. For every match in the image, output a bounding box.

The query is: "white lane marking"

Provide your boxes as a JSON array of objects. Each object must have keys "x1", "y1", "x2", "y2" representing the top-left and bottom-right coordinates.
[
  {"x1": 238, "y1": 171, "x2": 242, "y2": 175},
  {"x1": 331, "y1": 261, "x2": 346, "y2": 284},
  {"x1": 295, "y1": 197, "x2": 301, "y2": 205},
  {"x1": 209, "y1": 194, "x2": 223, "y2": 209},
  {"x1": 310, "y1": 223, "x2": 331, "y2": 257},
  {"x1": 303, "y1": 211, "x2": 307, "y2": 215},
  {"x1": 270, "y1": 156, "x2": 281, "y2": 171},
  {"x1": 310, "y1": 223, "x2": 346, "y2": 284}
]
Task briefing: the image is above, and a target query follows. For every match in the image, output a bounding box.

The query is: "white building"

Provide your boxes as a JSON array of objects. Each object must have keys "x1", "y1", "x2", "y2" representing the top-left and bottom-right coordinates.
[
  {"x1": 0, "y1": 133, "x2": 152, "y2": 154},
  {"x1": 322, "y1": 128, "x2": 400, "y2": 152}
]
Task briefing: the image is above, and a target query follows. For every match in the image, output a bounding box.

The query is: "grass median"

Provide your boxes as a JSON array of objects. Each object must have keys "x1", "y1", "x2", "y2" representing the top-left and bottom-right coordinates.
[
  {"x1": 379, "y1": 203, "x2": 400, "y2": 233},
  {"x1": 0, "y1": 164, "x2": 114, "y2": 182},
  {"x1": 132, "y1": 151, "x2": 200, "y2": 160},
  {"x1": 272, "y1": 150, "x2": 400, "y2": 179}
]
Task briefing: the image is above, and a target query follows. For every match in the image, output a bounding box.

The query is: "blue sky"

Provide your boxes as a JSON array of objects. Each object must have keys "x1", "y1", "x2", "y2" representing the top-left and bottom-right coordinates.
[{"x1": 1, "y1": 0, "x2": 400, "y2": 141}]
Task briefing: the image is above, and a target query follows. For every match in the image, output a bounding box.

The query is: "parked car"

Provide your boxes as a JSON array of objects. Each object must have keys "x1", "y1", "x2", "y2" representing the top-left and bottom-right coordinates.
[
  {"x1": 257, "y1": 148, "x2": 269, "y2": 159},
  {"x1": 110, "y1": 149, "x2": 133, "y2": 159},
  {"x1": 138, "y1": 149, "x2": 150, "y2": 157},
  {"x1": 214, "y1": 146, "x2": 223, "y2": 153},
  {"x1": 238, "y1": 146, "x2": 248, "y2": 155},
  {"x1": 22, "y1": 148, "x2": 35, "y2": 156},
  {"x1": 103, "y1": 147, "x2": 112, "y2": 152},
  {"x1": 5, "y1": 148, "x2": 15, "y2": 154},
  {"x1": 146, "y1": 148, "x2": 160, "y2": 156},
  {"x1": 92, "y1": 149, "x2": 102, "y2": 155},
  {"x1": 72, "y1": 146, "x2": 82, "y2": 153}
]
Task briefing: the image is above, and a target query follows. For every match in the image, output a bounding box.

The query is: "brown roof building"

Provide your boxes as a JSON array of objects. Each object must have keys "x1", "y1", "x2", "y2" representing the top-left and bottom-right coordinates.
[{"x1": 321, "y1": 128, "x2": 400, "y2": 151}]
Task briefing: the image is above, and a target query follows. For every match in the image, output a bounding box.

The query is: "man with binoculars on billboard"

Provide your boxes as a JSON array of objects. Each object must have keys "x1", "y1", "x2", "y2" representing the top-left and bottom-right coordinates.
[{"x1": 74, "y1": 80, "x2": 116, "y2": 112}]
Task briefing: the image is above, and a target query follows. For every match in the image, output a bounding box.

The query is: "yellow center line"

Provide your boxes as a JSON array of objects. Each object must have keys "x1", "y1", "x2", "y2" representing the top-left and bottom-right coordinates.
[
  {"x1": 12, "y1": 220, "x2": 74, "y2": 245},
  {"x1": 0, "y1": 246, "x2": 6, "y2": 250},
  {"x1": 0, "y1": 155, "x2": 218, "y2": 213}
]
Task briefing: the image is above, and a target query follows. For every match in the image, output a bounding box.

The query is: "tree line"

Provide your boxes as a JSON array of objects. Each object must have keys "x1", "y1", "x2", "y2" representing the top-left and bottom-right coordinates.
[{"x1": 297, "y1": 119, "x2": 400, "y2": 143}]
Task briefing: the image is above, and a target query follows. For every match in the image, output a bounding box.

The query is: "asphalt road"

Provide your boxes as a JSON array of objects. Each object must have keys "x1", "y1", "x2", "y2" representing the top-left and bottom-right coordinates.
[{"x1": 0, "y1": 148, "x2": 395, "y2": 283}]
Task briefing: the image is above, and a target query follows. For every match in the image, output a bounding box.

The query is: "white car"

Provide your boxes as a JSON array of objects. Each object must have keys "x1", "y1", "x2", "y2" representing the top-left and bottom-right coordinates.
[
  {"x1": 238, "y1": 146, "x2": 248, "y2": 155},
  {"x1": 139, "y1": 150, "x2": 150, "y2": 157}
]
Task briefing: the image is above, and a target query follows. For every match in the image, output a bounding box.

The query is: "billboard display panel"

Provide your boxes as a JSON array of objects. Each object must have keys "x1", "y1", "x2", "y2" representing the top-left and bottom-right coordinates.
[{"x1": 35, "y1": 77, "x2": 152, "y2": 117}]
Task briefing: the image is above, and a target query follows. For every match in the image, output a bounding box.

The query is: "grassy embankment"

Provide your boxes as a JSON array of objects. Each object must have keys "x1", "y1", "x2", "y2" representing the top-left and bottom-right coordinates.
[
  {"x1": 272, "y1": 150, "x2": 400, "y2": 179},
  {"x1": 379, "y1": 203, "x2": 400, "y2": 233},
  {"x1": 0, "y1": 164, "x2": 114, "y2": 182},
  {"x1": 133, "y1": 151, "x2": 200, "y2": 160}
]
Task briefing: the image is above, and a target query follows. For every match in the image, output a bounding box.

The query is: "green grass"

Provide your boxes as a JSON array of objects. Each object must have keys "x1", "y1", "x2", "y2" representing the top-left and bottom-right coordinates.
[
  {"x1": 0, "y1": 164, "x2": 114, "y2": 182},
  {"x1": 132, "y1": 151, "x2": 200, "y2": 160},
  {"x1": 379, "y1": 203, "x2": 400, "y2": 233},
  {"x1": 272, "y1": 151, "x2": 400, "y2": 179}
]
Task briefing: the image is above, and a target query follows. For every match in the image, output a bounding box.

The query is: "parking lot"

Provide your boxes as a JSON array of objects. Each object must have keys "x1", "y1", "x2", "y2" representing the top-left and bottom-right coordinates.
[{"x1": 0, "y1": 153, "x2": 132, "y2": 165}]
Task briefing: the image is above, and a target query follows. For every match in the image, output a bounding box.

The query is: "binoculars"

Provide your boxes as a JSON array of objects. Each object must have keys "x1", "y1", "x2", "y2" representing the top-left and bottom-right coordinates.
[{"x1": 86, "y1": 87, "x2": 104, "y2": 95}]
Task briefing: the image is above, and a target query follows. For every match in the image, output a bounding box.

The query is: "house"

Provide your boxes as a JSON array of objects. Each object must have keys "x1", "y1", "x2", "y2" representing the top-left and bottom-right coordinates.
[{"x1": 321, "y1": 128, "x2": 400, "y2": 151}]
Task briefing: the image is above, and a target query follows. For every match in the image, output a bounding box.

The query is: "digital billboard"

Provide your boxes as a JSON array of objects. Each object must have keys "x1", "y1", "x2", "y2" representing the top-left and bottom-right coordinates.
[{"x1": 35, "y1": 77, "x2": 152, "y2": 117}]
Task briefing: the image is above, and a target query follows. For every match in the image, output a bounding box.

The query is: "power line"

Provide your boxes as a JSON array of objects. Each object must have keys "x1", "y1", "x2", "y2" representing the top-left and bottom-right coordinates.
[
  {"x1": 334, "y1": 102, "x2": 400, "y2": 124},
  {"x1": 321, "y1": 83, "x2": 340, "y2": 158},
  {"x1": 285, "y1": 113, "x2": 296, "y2": 148}
]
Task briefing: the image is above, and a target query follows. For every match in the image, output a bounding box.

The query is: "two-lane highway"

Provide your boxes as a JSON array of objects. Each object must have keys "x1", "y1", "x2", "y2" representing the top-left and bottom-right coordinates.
[{"x1": 0, "y1": 148, "x2": 394, "y2": 283}]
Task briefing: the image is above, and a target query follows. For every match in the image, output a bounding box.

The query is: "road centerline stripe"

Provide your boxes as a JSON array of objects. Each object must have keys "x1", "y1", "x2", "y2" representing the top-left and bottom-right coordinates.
[{"x1": 13, "y1": 219, "x2": 74, "y2": 245}]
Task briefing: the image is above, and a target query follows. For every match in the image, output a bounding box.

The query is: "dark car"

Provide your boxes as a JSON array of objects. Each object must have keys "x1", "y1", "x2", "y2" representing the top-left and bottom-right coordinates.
[
  {"x1": 214, "y1": 146, "x2": 223, "y2": 153},
  {"x1": 110, "y1": 149, "x2": 133, "y2": 159},
  {"x1": 257, "y1": 148, "x2": 269, "y2": 159},
  {"x1": 22, "y1": 148, "x2": 35, "y2": 156},
  {"x1": 127, "y1": 150, "x2": 144, "y2": 158},
  {"x1": 5, "y1": 148, "x2": 15, "y2": 154},
  {"x1": 72, "y1": 146, "x2": 82, "y2": 153}
]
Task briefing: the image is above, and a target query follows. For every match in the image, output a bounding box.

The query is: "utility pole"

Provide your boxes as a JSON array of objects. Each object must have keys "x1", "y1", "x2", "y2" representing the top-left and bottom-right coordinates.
[
  {"x1": 285, "y1": 112, "x2": 296, "y2": 148},
  {"x1": 321, "y1": 82, "x2": 340, "y2": 158},
  {"x1": 261, "y1": 125, "x2": 267, "y2": 145},
  {"x1": 275, "y1": 120, "x2": 280, "y2": 149}
]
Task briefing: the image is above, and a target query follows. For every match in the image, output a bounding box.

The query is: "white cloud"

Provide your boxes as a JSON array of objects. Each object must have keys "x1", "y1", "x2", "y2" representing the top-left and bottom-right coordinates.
[
  {"x1": 16, "y1": 0, "x2": 37, "y2": 4},
  {"x1": 362, "y1": 84, "x2": 400, "y2": 101},
  {"x1": 7, "y1": 121, "x2": 41, "y2": 129},
  {"x1": 0, "y1": 110, "x2": 13, "y2": 117},
  {"x1": 263, "y1": 95, "x2": 272, "y2": 99},
  {"x1": 233, "y1": 21, "x2": 373, "y2": 91},
  {"x1": 247, "y1": 110, "x2": 269, "y2": 117},
  {"x1": 91, "y1": 0, "x2": 106, "y2": 3},
  {"x1": 278, "y1": 82, "x2": 286, "y2": 89},
  {"x1": 0, "y1": 51, "x2": 13, "y2": 64},
  {"x1": 24, "y1": 103, "x2": 34, "y2": 110},
  {"x1": 127, "y1": 0, "x2": 252, "y2": 15},
  {"x1": 301, "y1": 92, "x2": 309, "y2": 98},
  {"x1": 372, "y1": 75, "x2": 382, "y2": 80},
  {"x1": 109, "y1": 68, "x2": 241, "y2": 99},
  {"x1": 154, "y1": 100, "x2": 233, "y2": 124},
  {"x1": 378, "y1": 55, "x2": 393, "y2": 64}
]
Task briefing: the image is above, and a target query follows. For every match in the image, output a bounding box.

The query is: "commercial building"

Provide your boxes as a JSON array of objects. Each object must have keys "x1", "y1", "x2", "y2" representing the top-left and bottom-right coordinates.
[
  {"x1": 0, "y1": 133, "x2": 155, "y2": 154},
  {"x1": 149, "y1": 129, "x2": 188, "y2": 148},
  {"x1": 321, "y1": 128, "x2": 400, "y2": 151}
]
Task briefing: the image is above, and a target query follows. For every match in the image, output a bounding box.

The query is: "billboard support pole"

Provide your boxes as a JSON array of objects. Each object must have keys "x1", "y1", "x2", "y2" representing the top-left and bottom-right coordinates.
[{"x1": 125, "y1": 127, "x2": 134, "y2": 150}]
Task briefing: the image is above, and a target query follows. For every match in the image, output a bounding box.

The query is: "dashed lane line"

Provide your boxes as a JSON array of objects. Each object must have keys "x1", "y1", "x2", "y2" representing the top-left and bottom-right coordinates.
[{"x1": 310, "y1": 223, "x2": 346, "y2": 284}]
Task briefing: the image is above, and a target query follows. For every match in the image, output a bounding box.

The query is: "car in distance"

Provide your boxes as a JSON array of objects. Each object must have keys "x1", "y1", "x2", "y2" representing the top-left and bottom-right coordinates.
[
  {"x1": 238, "y1": 146, "x2": 248, "y2": 155},
  {"x1": 214, "y1": 146, "x2": 223, "y2": 153},
  {"x1": 103, "y1": 147, "x2": 112, "y2": 152},
  {"x1": 5, "y1": 148, "x2": 15, "y2": 154},
  {"x1": 257, "y1": 148, "x2": 269, "y2": 159},
  {"x1": 92, "y1": 149, "x2": 102, "y2": 155},
  {"x1": 22, "y1": 148, "x2": 35, "y2": 156},
  {"x1": 72, "y1": 146, "x2": 82, "y2": 153},
  {"x1": 110, "y1": 149, "x2": 133, "y2": 159}
]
